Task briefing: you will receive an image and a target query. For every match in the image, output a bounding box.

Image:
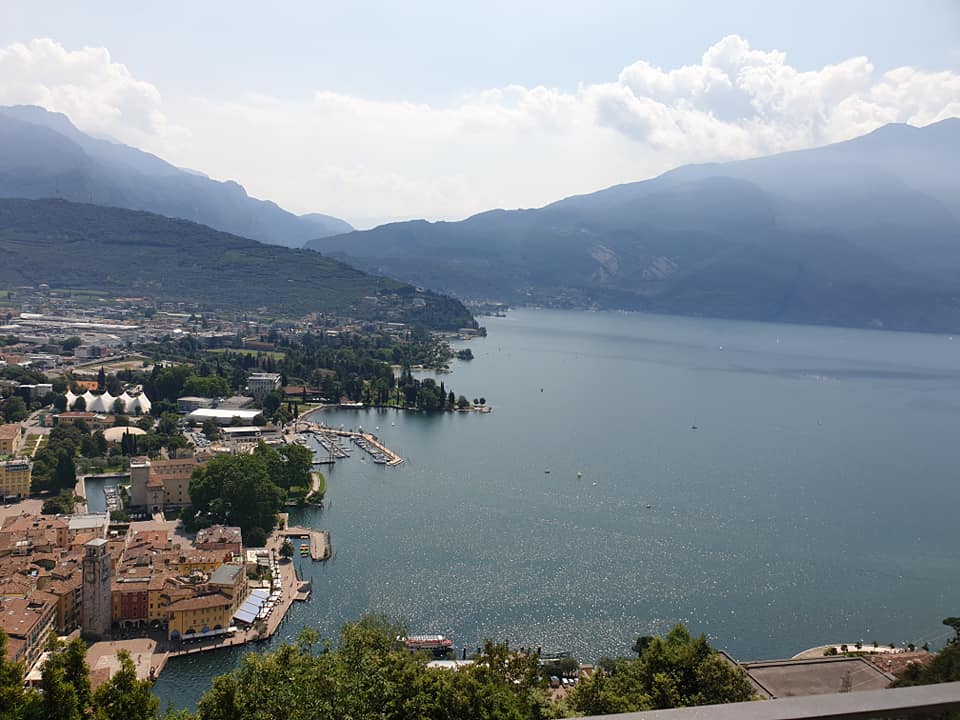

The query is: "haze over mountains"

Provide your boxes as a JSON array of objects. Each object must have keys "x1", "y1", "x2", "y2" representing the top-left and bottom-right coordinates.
[
  {"x1": 307, "y1": 118, "x2": 960, "y2": 333},
  {"x1": 0, "y1": 105, "x2": 352, "y2": 248},
  {"x1": 2, "y1": 100, "x2": 958, "y2": 332}
]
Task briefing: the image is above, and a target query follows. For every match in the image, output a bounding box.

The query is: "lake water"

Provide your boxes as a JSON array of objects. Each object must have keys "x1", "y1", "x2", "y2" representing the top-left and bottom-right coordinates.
[{"x1": 153, "y1": 308, "x2": 960, "y2": 709}]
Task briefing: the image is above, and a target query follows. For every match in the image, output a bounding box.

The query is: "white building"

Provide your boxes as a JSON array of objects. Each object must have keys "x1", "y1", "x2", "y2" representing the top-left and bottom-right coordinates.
[
  {"x1": 187, "y1": 408, "x2": 261, "y2": 426},
  {"x1": 247, "y1": 373, "x2": 281, "y2": 399}
]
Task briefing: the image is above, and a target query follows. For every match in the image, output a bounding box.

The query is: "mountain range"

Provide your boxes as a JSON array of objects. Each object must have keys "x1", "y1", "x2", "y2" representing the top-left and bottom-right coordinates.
[
  {"x1": 0, "y1": 198, "x2": 473, "y2": 330},
  {"x1": 0, "y1": 105, "x2": 352, "y2": 248},
  {"x1": 306, "y1": 118, "x2": 960, "y2": 333}
]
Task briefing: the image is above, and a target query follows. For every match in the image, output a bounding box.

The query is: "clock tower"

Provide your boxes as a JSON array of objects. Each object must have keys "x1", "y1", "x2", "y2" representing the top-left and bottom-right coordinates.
[{"x1": 81, "y1": 538, "x2": 112, "y2": 639}]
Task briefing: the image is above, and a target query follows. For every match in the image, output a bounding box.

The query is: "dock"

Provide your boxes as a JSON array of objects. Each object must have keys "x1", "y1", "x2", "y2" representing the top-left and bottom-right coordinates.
[
  {"x1": 299, "y1": 422, "x2": 404, "y2": 466},
  {"x1": 285, "y1": 527, "x2": 331, "y2": 561}
]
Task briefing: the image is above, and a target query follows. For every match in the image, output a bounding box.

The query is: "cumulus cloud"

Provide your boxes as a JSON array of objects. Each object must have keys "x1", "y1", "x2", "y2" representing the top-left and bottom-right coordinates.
[
  {"x1": 588, "y1": 34, "x2": 960, "y2": 159},
  {"x1": 0, "y1": 38, "x2": 186, "y2": 148},
  {"x1": 0, "y1": 35, "x2": 958, "y2": 224}
]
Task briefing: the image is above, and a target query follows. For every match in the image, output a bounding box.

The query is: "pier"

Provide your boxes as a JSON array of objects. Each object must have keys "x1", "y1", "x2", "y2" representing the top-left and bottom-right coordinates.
[
  {"x1": 297, "y1": 422, "x2": 404, "y2": 466},
  {"x1": 285, "y1": 526, "x2": 331, "y2": 561}
]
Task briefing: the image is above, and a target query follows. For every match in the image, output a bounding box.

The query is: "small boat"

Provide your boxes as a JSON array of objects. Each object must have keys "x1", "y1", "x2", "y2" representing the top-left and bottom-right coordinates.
[
  {"x1": 544, "y1": 469, "x2": 551, "y2": 474},
  {"x1": 577, "y1": 471, "x2": 583, "y2": 478}
]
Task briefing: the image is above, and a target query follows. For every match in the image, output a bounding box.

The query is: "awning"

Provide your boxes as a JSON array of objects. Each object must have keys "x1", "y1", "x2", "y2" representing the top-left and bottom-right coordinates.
[{"x1": 233, "y1": 589, "x2": 271, "y2": 624}]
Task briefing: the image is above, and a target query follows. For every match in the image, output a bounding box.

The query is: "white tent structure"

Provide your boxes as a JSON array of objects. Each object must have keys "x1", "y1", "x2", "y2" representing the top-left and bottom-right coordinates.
[{"x1": 65, "y1": 389, "x2": 152, "y2": 415}]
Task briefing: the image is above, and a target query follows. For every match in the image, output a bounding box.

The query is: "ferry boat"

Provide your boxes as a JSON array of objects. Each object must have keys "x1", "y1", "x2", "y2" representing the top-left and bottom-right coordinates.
[{"x1": 399, "y1": 634, "x2": 453, "y2": 653}]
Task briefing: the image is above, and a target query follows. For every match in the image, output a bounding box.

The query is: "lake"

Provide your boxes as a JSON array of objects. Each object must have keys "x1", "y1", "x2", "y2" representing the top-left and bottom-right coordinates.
[{"x1": 153, "y1": 308, "x2": 960, "y2": 709}]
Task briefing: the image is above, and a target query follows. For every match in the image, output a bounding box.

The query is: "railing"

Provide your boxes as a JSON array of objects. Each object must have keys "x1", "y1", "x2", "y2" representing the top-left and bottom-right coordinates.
[{"x1": 579, "y1": 681, "x2": 960, "y2": 719}]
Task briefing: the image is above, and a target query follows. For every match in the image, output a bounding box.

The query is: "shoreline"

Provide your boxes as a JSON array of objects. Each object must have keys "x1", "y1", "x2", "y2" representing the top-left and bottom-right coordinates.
[{"x1": 156, "y1": 522, "x2": 316, "y2": 664}]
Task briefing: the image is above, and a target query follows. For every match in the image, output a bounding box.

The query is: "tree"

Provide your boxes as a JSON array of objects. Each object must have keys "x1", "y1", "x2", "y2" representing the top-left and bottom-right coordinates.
[
  {"x1": 896, "y1": 641, "x2": 960, "y2": 687},
  {"x1": 90, "y1": 650, "x2": 159, "y2": 720},
  {"x1": 202, "y1": 417, "x2": 220, "y2": 441},
  {"x1": 2, "y1": 396, "x2": 27, "y2": 422},
  {"x1": 944, "y1": 617, "x2": 960, "y2": 645},
  {"x1": 147, "y1": 364, "x2": 193, "y2": 404},
  {"x1": 456, "y1": 395, "x2": 470, "y2": 409},
  {"x1": 61, "y1": 336, "x2": 82, "y2": 352},
  {"x1": 0, "y1": 630, "x2": 29, "y2": 719},
  {"x1": 189, "y1": 453, "x2": 284, "y2": 541},
  {"x1": 182, "y1": 375, "x2": 230, "y2": 399},
  {"x1": 254, "y1": 442, "x2": 312, "y2": 491},
  {"x1": 54, "y1": 452, "x2": 77, "y2": 491},
  {"x1": 262, "y1": 390, "x2": 283, "y2": 418},
  {"x1": 97, "y1": 366, "x2": 106, "y2": 390},
  {"x1": 194, "y1": 616, "x2": 535, "y2": 720},
  {"x1": 157, "y1": 412, "x2": 180, "y2": 437},
  {"x1": 53, "y1": 394, "x2": 68, "y2": 412},
  {"x1": 570, "y1": 624, "x2": 754, "y2": 715},
  {"x1": 42, "y1": 490, "x2": 77, "y2": 515},
  {"x1": 279, "y1": 539, "x2": 294, "y2": 560},
  {"x1": 61, "y1": 638, "x2": 91, "y2": 714},
  {"x1": 632, "y1": 635, "x2": 655, "y2": 657},
  {"x1": 72, "y1": 396, "x2": 86, "y2": 412}
]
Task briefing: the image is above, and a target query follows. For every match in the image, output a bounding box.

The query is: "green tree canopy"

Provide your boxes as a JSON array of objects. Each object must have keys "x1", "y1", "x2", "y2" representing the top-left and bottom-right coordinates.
[
  {"x1": 189, "y1": 453, "x2": 284, "y2": 540},
  {"x1": 90, "y1": 649, "x2": 159, "y2": 720},
  {"x1": 570, "y1": 625, "x2": 754, "y2": 715},
  {"x1": 253, "y1": 442, "x2": 313, "y2": 491},
  {"x1": 194, "y1": 616, "x2": 537, "y2": 720},
  {"x1": 181, "y1": 375, "x2": 230, "y2": 399},
  {"x1": 2, "y1": 396, "x2": 27, "y2": 422}
]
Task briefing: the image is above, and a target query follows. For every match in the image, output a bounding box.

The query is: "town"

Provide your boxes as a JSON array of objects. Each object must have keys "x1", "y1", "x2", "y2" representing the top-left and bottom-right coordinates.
[{"x1": 0, "y1": 285, "x2": 483, "y2": 692}]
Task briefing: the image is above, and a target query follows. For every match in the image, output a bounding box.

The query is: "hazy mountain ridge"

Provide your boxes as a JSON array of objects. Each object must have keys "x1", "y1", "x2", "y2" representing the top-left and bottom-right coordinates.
[
  {"x1": 0, "y1": 198, "x2": 473, "y2": 330},
  {"x1": 306, "y1": 118, "x2": 960, "y2": 332},
  {"x1": 0, "y1": 105, "x2": 352, "y2": 248}
]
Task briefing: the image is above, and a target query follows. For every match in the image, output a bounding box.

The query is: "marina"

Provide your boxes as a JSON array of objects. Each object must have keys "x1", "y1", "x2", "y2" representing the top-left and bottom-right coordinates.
[{"x1": 293, "y1": 421, "x2": 405, "y2": 467}]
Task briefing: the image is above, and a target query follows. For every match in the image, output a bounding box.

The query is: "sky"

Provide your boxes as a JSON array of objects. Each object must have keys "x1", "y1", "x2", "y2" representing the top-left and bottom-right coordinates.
[{"x1": 1, "y1": 1, "x2": 959, "y2": 228}]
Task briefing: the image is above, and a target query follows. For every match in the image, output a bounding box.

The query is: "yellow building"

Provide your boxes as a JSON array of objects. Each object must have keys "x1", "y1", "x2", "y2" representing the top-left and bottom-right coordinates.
[
  {"x1": 166, "y1": 593, "x2": 234, "y2": 640},
  {"x1": 0, "y1": 424, "x2": 22, "y2": 456},
  {"x1": 164, "y1": 563, "x2": 248, "y2": 640},
  {"x1": 0, "y1": 458, "x2": 32, "y2": 500}
]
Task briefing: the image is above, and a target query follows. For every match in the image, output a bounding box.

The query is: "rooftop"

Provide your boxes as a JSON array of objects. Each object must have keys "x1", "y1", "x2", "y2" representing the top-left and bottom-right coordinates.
[
  {"x1": 743, "y1": 657, "x2": 895, "y2": 699},
  {"x1": 69, "y1": 514, "x2": 109, "y2": 531},
  {"x1": 0, "y1": 425, "x2": 21, "y2": 439},
  {"x1": 208, "y1": 564, "x2": 244, "y2": 586},
  {"x1": 166, "y1": 592, "x2": 232, "y2": 612},
  {"x1": 187, "y1": 408, "x2": 260, "y2": 420}
]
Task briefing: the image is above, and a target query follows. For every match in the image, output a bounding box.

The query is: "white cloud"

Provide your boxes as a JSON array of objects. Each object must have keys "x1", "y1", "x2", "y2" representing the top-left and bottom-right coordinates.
[
  {"x1": 0, "y1": 35, "x2": 958, "y2": 225},
  {"x1": 0, "y1": 38, "x2": 186, "y2": 148}
]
